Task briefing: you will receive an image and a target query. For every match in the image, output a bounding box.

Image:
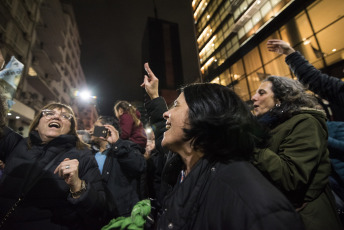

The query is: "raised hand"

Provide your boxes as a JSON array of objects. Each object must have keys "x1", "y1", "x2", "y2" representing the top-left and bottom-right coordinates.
[
  {"x1": 141, "y1": 62, "x2": 159, "y2": 100},
  {"x1": 103, "y1": 124, "x2": 119, "y2": 144},
  {"x1": 267, "y1": 39, "x2": 295, "y2": 56}
]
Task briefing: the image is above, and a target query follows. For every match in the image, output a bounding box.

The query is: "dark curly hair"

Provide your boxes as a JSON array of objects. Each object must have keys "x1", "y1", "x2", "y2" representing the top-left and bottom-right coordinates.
[
  {"x1": 264, "y1": 76, "x2": 318, "y2": 120},
  {"x1": 181, "y1": 83, "x2": 269, "y2": 161}
]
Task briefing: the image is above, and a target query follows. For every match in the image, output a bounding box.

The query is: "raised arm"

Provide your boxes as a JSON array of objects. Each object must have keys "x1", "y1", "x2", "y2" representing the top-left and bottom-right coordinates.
[
  {"x1": 267, "y1": 39, "x2": 344, "y2": 107},
  {"x1": 141, "y1": 62, "x2": 159, "y2": 100},
  {"x1": 266, "y1": 39, "x2": 295, "y2": 56}
]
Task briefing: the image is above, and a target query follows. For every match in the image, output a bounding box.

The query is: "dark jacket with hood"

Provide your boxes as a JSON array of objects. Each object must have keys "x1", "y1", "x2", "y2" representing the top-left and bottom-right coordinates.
[
  {"x1": 92, "y1": 139, "x2": 146, "y2": 217},
  {"x1": 0, "y1": 129, "x2": 111, "y2": 230},
  {"x1": 253, "y1": 109, "x2": 342, "y2": 230},
  {"x1": 146, "y1": 97, "x2": 305, "y2": 230}
]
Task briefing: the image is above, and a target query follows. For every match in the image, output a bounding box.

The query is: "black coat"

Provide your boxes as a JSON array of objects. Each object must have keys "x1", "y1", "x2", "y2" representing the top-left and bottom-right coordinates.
[
  {"x1": 286, "y1": 51, "x2": 344, "y2": 107},
  {"x1": 0, "y1": 130, "x2": 111, "y2": 230},
  {"x1": 145, "y1": 97, "x2": 304, "y2": 230},
  {"x1": 158, "y1": 158, "x2": 304, "y2": 230},
  {"x1": 94, "y1": 139, "x2": 146, "y2": 217}
]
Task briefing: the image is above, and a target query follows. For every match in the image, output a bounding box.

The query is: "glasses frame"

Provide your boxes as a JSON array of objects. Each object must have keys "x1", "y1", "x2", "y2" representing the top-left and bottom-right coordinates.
[{"x1": 41, "y1": 109, "x2": 73, "y2": 121}]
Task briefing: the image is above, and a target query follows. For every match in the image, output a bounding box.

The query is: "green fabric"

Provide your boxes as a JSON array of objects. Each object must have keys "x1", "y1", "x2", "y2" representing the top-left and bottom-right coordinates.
[
  {"x1": 253, "y1": 110, "x2": 342, "y2": 230},
  {"x1": 102, "y1": 199, "x2": 151, "y2": 230}
]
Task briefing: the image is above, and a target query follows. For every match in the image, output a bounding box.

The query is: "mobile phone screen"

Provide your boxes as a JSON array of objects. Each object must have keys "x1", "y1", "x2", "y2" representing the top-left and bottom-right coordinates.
[{"x1": 93, "y1": 126, "x2": 108, "y2": 138}]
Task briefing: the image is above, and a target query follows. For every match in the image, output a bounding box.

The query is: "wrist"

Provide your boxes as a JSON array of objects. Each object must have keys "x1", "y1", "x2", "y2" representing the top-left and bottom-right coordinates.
[
  {"x1": 285, "y1": 48, "x2": 295, "y2": 56},
  {"x1": 70, "y1": 180, "x2": 87, "y2": 199},
  {"x1": 70, "y1": 179, "x2": 82, "y2": 193},
  {"x1": 150, "y1": 94, "x2": 159, "y2": 100}
]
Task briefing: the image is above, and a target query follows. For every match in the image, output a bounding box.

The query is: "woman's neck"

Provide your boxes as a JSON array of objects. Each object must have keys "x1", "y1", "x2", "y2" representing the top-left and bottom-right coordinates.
[{"x1": 179, "y1": 147, "x2": 204, "y2": 176}]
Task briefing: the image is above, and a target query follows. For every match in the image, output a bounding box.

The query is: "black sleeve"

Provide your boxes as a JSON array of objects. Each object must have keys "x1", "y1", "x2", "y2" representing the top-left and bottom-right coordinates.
[
  {"x1": 110, "y1": 139, "x2": 147, "y2": 176},
  {"x1": 286, "y1": 51, "x2": 344, "y2": 107},
  {"x1": 0, "y1": 126, "x2": 23, "y2": 162},
  {"x1": 145, "y1": 97, "x2": 168, "y2": 143}
]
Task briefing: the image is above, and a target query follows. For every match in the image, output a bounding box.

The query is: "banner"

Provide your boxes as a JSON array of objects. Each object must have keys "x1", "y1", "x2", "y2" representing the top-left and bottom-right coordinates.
[{"x1": 0, "y1": 56, "x2": 24, "y2": 109}]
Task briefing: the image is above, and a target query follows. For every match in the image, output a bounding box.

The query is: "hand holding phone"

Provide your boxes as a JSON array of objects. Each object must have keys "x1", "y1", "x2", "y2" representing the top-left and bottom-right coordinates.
[{"x1": 93, "y1": 126, "x2": 109, "y2": 138}]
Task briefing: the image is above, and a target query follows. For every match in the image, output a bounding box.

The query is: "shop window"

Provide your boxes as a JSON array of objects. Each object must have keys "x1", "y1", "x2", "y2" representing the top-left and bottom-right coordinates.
[
  {"x1": 264, "y1": 56, "x2": 292, "y2": 78},
  {"x1": 219, "y1": 70, "x2": 231, "y2": 86},
  {"x1": 308, "y1": 0, "x2": 344, "y2": 33},
  {"x1": 230, "y1": 59, "x2": 245, "y2": 78},
  {"x1": 233, "y1": 77, "x2": 250, "y2": 101},
  {"x1": 259, "y1": 32, "x2": 281, "y2": 64},
  {"x1": 316, "y1": 18, "x2": 344, "y2": 66},
  {"x1": 243, "y1": 47, "x2": 262, "y2": 75},
  {"x1": 294, "y1": 36, "x2": 324, "y2": 69},
  {"x1": 294, "y1": 12, "x2": 313, "y2": 41},
  {"x1": 247, "y1": 68, "x2": 265, "y2": 96}
]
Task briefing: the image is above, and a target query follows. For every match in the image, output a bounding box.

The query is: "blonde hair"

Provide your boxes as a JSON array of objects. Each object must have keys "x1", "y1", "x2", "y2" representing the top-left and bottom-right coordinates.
[{"x1": 114, "y1": 101, "x2": 141, "y2": 126}]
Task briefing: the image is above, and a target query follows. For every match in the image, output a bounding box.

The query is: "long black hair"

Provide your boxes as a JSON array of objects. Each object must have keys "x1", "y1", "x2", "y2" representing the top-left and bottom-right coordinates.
[{"x1": 181, "y1": 83, "x2": 269, "y2": 161}]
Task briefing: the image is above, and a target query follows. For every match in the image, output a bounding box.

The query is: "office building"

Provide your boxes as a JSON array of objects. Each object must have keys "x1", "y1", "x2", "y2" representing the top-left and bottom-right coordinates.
[
  {"x1": 0, "y1": 0, "x2": 97, "y2": 135},
  {"x1": 193, "y1": 0, "x2": 344, "y2": 106}
]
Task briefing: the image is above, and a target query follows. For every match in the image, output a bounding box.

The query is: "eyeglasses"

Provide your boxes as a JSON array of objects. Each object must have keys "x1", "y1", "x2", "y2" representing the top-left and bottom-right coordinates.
[{"x1": 41, "y1": 109, "x2": 73, "y2": 121}]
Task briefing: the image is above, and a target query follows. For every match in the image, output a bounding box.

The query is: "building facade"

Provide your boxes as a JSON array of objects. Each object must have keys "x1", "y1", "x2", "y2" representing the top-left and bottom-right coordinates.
[
  {"x1": 0, "y1": 0, "x2": 97, "y2": 135},
  {"x1": 193, "y1": 0, "x2": 344, "y2": 108}
]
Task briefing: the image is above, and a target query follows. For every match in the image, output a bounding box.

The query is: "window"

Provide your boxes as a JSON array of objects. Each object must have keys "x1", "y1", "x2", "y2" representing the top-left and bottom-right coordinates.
[
  {"x1": 259, "y1": 32, "x2": 281, "y2": 64},
  {"x1": 243, "y1": 47, "x2": 262, "y2": 74},
  {"x1": 261, "y1": 1, "x2": 272, "y2": 16},
  {"x1": 247, "y1": 68, "x2": 265, "y2": 96},
  {"x1": 308, "y1": 0, "x2": 344, "y2": 33},
  {"x1": 264, "y1": 56, "x2": 292, "y2": 77},
  {"x1": 316, "y1": 18, "x2": 344, "y2": 66},
  {"x1": 234, "y1": 77, "x2": 250, "y2": 101}
]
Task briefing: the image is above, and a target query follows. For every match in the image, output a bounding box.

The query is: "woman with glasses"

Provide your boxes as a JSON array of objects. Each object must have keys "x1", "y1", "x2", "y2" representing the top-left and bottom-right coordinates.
[{"x1": 0, "y1": 102, "x2": 113, "y2": 230}]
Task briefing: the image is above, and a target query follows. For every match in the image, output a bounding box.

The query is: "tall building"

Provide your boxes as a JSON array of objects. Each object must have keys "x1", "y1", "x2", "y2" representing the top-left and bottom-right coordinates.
[
  {"x1": 142, "y1": 17, "x2": 184, "y2": 106},
  {"x1": 0, "y1": 0, "x2": 97, "y2": 135},
  {"x1": 193, "y1": 0, "x2": 344, "y2": 107}
]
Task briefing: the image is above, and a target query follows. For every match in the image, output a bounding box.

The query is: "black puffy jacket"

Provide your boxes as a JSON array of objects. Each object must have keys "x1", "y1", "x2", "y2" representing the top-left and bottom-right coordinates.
[{"x1": 0, "y1": 130, "x2": 111, "y2": 230}]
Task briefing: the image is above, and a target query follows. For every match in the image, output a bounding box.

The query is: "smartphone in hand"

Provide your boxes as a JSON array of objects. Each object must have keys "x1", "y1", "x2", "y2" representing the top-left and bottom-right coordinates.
[{"x1": 93, "y1": 126, "x2": 109, "y2": 138}]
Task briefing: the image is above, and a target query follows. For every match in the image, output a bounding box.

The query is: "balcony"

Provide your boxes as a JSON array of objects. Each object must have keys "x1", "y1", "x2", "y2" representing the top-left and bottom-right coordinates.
[
  {"x1": 32, "y1": 41, "x2": 61, "y2": 81},
  {"x1": 26, "y1": 73, "x2": 56, "y2": 101}
]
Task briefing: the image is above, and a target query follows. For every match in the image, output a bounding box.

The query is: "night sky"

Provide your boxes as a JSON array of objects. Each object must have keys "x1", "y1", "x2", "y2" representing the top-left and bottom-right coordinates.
[{"x1": 70, "y1": 0, "x2": 200, "y2": 116}]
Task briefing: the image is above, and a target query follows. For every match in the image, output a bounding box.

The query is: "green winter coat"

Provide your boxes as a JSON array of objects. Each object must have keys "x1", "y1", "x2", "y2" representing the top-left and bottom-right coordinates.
[{"x1": 253, "y1": 109, "x2": 342, "y2": 230}]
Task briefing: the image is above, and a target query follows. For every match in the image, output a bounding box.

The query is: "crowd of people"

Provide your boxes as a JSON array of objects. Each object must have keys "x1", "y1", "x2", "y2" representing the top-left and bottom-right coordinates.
[{"x1": 0, "y1": 39, "x2": 343, "y2": 230}]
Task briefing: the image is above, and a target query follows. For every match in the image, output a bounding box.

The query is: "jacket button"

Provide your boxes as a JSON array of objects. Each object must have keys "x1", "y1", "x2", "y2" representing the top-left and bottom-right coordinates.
[
  {"x1": 114, "y1": 146, "x2": 118, "y2": 150},
  {"x1": 211, "y1": 167, "x2": 216, "y2": 172},
  {"x1": 168, "y1": 223, "x2": 173, "y2": 229},
  {"x1": 107, "y1": 172, "x2": 109, "y2": 174}
]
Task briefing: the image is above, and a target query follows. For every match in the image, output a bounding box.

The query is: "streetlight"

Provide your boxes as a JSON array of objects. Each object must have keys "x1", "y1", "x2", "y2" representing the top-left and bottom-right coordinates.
[{"x1": 73, "y1": 90, "x2": 97, "y2": 102}]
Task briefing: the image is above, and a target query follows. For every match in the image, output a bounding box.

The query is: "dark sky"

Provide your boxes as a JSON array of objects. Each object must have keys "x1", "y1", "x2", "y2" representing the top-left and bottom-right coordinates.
[{"x1": 70, "y1": 0, "x2": 200, "y2": 116}]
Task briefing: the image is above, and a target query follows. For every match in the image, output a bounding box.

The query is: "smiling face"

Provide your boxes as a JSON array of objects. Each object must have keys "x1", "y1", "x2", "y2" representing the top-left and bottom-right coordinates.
[
  {"x1": 162, "y1": 93, "x2": 190, "y2": 152},
  {"x1": 35, "y1": 107, "x2": 72, "y2": 143},
  {"x1": 251, "y1": 81, "x2": 279, "y2": 116}
]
